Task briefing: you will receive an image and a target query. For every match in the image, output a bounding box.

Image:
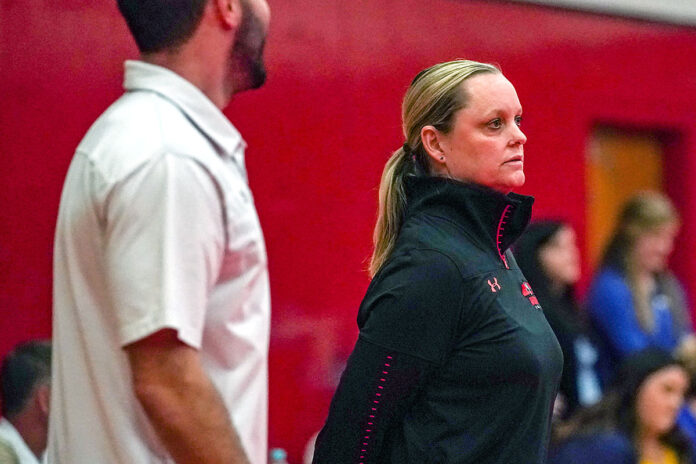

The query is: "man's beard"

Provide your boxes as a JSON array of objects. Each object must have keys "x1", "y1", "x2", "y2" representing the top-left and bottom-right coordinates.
[{"x1": 231, "y1": 0, "x2": 267, "y2": 90}]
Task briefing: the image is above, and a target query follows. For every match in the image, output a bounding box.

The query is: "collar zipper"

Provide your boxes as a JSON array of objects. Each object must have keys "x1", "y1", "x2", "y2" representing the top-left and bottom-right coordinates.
[{"x1": 496, "y1": 204, "x2": 512, "y2": 269}]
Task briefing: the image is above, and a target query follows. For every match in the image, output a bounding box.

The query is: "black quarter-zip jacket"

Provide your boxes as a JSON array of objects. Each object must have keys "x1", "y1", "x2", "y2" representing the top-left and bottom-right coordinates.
[{"x1": 313, "y1": 176, "x2": 563, "y2": 464}]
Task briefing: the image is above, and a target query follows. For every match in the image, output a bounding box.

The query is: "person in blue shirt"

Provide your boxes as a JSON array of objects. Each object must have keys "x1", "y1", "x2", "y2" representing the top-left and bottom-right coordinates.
[{"x1": 588, "y1": 192, "x2": 693, "y2": 372}]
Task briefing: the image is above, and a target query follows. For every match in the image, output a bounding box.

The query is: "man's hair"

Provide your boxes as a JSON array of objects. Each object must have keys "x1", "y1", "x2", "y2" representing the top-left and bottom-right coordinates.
[
  {"x1": 1, "y1": 340, "x2": 52, "y2": 418},
  {"x1": 116, "y1": 0, "x2": 210, "y2": 53}
]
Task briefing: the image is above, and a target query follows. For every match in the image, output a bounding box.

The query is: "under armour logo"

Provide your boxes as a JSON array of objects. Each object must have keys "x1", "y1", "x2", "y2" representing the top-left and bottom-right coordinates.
[{"x1": 487, "y1": 277, "x2": 501, "y2": 292}]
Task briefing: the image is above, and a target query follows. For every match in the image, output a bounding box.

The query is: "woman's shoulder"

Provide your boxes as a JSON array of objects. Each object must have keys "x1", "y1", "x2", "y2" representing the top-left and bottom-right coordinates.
[
  {"x1": 374, "y1": 247, "x2": 465, "y2": 286},
  {"x1": 398, "y1": 215, "x2": 495, "y2": 271},
  {"x1": 592, "y1": 267, "x2": 627, "y2": 286},
  {"x1": 589, "y1": 267, "x2": 632, "y2": 301},
  {"x1": 358, "y1": 247, "x2": 470, "y2": 364}
]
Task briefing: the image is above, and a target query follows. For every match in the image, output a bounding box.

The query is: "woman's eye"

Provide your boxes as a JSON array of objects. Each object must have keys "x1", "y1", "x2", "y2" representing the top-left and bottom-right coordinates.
[
  {"x1": 515, "y1": 116, "x2": 523, "y2": 126},
  {"x1": 488, "y1": 119, "x2": 502, "y2": 129}
]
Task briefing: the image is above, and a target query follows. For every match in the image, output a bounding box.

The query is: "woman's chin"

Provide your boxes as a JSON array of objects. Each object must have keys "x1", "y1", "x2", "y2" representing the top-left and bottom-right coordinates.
[{"x1": 500, "y1": 173, "x2": 526, "y2": 193}]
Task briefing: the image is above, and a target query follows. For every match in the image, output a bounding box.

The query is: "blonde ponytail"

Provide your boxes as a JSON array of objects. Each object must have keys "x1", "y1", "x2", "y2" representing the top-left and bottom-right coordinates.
[
  {"x1": 368, "y1": 59, "x2": 500, "y2": 277},
  {"x1": 369, "y1": 148, "x2": 410, "y2": 276}
]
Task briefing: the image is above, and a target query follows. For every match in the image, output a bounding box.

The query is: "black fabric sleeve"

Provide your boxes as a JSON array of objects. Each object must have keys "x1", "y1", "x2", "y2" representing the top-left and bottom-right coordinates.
[
  {"x1": 312, "y1": 336, "x2": 434, "y2": 464},
  {"x1": 357, "y1": 248, "x2": 467, "y2": 364}
]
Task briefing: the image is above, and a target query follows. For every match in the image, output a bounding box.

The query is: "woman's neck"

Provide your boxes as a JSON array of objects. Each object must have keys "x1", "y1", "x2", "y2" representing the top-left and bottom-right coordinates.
[
  {"x1": 548, "y1": 280, "x2": 566, "y2": 298},
  {"x1": 639, "y1": 430, "x2": 667, "y2": 463}
]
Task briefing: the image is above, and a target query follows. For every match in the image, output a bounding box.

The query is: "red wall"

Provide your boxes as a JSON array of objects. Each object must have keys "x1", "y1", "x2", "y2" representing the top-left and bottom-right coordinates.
[{"x1": 2, "y1": 1, "x2": 696, "y2": 461}]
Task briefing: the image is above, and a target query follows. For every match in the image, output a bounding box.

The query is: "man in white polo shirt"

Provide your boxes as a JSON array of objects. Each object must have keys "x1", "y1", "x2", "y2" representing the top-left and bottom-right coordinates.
[{"x1": 48, "y1": 0, "x2": 271, "y2": 463}]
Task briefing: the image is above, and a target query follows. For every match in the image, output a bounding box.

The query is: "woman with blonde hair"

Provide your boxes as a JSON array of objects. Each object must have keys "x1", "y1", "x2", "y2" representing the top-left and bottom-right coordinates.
[
  {"x1": 588, "y1": 192, "x2": 693, "y2": 371},
  {"x1": 312, "y1": 59, "x2": 562, "y2": 463}
]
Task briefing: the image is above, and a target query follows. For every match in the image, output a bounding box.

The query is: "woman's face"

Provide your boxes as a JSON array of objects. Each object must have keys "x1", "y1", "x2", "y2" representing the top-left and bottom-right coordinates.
[
  {"x1": 539, "y1": 226, "x2": 581, "y2": 287},
  {"x1": 633, "y1": 221, "x2": 679, "y2": 274},
  {"x1": 434, "y1": 72, "x2": 527, "y2": 193},
  {"x1": 636, "y1": 365, "x2": 689, "y2": 437}
]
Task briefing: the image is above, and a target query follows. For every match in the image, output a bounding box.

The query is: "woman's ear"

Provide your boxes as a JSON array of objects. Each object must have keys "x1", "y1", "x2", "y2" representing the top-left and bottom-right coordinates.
[{"x1": 420, "y1": 125, "x2": 448, "y2": 173}]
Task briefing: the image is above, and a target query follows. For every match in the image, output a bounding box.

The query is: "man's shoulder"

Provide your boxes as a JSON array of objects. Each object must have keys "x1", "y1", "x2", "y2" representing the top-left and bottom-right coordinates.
[
  {"x1": 0, "y1": 437, "x2": 19, "y2": 464},
  {"x1": 76, "y1": 91, "x2": 213, "y2": 182}
]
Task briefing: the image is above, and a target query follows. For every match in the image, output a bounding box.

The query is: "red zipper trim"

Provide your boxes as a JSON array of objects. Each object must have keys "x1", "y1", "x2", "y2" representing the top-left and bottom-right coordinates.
[
  {"x1": 357, "y1": 354, "x2": 393, "y2": 463},
  {"x1": 496, "y1": 205, "x2": 511, "y2": 269}
]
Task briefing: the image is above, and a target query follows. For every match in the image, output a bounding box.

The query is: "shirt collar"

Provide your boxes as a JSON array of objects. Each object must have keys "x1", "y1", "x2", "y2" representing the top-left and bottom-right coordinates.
[
  {"x1": 404, "y1": 175, "x2": 534, "y2": 258},
  {"x1": 122, "y1": 60, "x2": 246, "y2": 162},
  {"x1": 0, "y1": 418, "x2": 41, "y2": 464}
]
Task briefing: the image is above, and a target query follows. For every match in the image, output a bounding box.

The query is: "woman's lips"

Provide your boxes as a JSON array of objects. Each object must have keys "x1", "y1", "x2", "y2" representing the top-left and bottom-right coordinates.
[{"x1": 503, "y1": 157, "x2": 523, "y2": 165}]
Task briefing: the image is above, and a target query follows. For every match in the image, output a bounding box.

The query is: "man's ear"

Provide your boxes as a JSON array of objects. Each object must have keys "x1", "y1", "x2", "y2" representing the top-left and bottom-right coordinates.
[
  {"x1": 215, "y1": 0, "x2": 242, "y2": 28},
  {"x1": 420, "y1": 125, "x2": 448, "y2": 172},
  {"x1": 36, "y1": 384, "x2": 50, "y2": 417}
]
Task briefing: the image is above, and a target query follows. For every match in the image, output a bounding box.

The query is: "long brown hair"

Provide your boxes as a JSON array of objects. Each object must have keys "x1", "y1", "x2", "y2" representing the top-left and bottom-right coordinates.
[
  {"x1": 369, "y1": 59, "x2": 500, "y2": 276},
  {"x1": 600, "y1": 191, "x2": 680, "y2": 331}
]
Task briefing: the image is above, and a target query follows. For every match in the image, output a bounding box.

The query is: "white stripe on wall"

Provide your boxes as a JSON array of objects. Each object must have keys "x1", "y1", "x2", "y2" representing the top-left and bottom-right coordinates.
[{"x1": 511, "y1": 0, "x2": 696, "y2": 26}]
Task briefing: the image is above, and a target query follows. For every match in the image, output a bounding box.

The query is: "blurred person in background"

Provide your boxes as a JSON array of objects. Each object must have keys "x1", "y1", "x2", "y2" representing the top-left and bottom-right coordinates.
[
  {"x1": 588, "y1": 192, "x2": 693, "y2": 372},
  {"x1": 515, "y1": 220, "x2": 609, "y2": 420},
  {"x1": 0, "y1": 340, "x2": 52, "y2": 464},
  {"x1": 313, "y1": 59, "x2": 562, "y2": 463},
  {"x1": 550, "y1": 348, "x2": 692, "y2": 464},
  {"x1": 674, "y1": 341, "x2": 696, "y2": 453}
]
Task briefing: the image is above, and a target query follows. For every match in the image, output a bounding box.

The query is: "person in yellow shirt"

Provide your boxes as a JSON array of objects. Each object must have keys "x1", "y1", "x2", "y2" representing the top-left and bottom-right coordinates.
[
  {"x1": 550, "y1": 348, "x2": 692, "y2": 464},
  {"x1": 641, "y1": 447, "x2": 679, "y2": 464}
]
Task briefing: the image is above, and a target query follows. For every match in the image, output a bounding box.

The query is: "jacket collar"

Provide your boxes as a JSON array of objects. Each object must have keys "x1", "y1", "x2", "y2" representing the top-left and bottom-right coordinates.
[
  {"x1": 122, "y1": 60, "x2": 246, "y2": 165},
  {"x1": 404, "y1": 176, "x2": 534, "y2": 268}
]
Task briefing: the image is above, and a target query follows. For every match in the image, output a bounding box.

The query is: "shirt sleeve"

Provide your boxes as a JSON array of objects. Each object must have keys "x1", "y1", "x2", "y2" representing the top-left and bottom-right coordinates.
[
  {"x1": 588, "y1": 270, "x2": 650, "y2": 357},
  {"x1": 313, "y1": 249, "x2": 467, "y2": 463},
  {"x1": 358, "y1": 249, "x2": 467, "y2": 364},
  {"x1": 312, "y1": 336, "x2": 434, "y2": 464},
  {"x1": 103, "y1": 152, "x2": 225, "y2": 348}
]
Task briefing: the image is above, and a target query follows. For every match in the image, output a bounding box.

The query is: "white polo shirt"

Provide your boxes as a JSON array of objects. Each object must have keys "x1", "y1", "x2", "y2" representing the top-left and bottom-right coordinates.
[
  {"x1": 0, "y1": 418, "x2": 41, "y2": 464},
  {"x1": 48, "y1": 61, "x2": 270, "y2": 464}
]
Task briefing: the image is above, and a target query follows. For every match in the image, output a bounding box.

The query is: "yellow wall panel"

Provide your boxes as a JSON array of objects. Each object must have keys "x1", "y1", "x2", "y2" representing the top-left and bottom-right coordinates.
[{"x1": 586, "y1": 127, "x2": 663, "y2": 270}]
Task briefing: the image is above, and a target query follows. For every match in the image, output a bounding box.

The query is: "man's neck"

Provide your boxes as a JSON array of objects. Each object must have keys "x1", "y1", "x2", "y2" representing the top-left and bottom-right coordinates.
[
  {"x1": 8, "y1": 413, "x2": 46, "y2": 460},
  {"x1": 141, "y1": 51, "x2": 233, "y2": 109}
]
